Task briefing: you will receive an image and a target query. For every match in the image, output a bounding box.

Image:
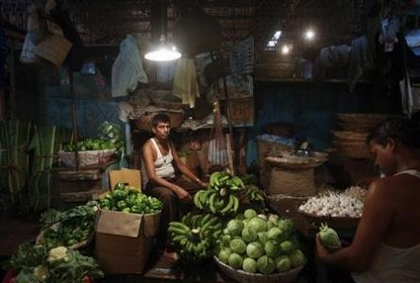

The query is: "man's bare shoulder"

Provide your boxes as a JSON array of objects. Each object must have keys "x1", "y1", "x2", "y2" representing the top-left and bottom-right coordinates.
[
  {"x1": 367, "y1": 177, "x2": 396, "y2": 200},
  {"x1": 370, "y1": 173, "x2": 420, "y2": 197}
]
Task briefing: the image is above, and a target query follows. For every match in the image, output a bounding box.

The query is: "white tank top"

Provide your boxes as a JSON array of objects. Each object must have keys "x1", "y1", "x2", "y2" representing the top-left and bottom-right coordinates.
[
  {"x1": 352, "y1": 169, "x2": 420, "y2": 283},
  {"x1": 151, "y1": 138, "x2": 175, "y2": 179}
]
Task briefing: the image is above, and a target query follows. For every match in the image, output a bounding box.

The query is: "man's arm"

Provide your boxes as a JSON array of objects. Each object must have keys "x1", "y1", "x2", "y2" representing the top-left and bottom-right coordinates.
[
  {"x1": 170, "y1": 142, "x2": 206, "y2": 187},
  {"x1": 316, "y1": 178, "x2": 394, "y2": 271}
]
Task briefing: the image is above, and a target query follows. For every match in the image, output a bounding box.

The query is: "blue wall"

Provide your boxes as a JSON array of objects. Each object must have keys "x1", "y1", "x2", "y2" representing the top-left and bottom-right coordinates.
[{"x1": 245, "y1": 80, "x2": 402, "y2": 165}]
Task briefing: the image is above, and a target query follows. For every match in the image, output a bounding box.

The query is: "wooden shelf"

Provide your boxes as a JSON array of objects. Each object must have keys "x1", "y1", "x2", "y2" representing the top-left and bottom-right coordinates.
[{"x1": 254, "y1": 77, "x2": 372, "y2": 85}]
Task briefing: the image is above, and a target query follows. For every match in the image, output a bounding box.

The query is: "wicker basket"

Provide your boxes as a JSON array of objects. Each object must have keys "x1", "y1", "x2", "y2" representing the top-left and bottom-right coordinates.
[
  {"x1": 332, "y1": 131, "x2": 368, "y2": 142},
  {"x1": 257, "y1": 139, "x2": 294, "y2": 167},
  {"x1": 134, "y1": 111, "x2": 184, "y2": 131},
  {"x1": 267, "y1": 167, "x2": 317, "y2": 197},
  {"x1": 336, "y1": 113, "x2": 390, "y2": 133},
  {"x1": 57, "y1": 149, "x2": 116, "y2": 167},
  {"x1": 266, "y1": 194, "x2": 314, "y2": 235},
  {"x1": 149, "y1": 91, "x2": 184, "y2": 110},
  {"x1": 334, "y1": 140, "x2": 370, "y2": 159},
  {"x1": 34, "y1": 34, "x2": 73, "y2": 68},
  {"x1": 36, "y1": 223, "x2": 94, "y2": 250},
  {"x1": 214, "y1": 256, "x2": 303, "y2": 283},
  {"x1": 265, "y1": 152, "x2": 328, "y2": 170},
  {"x1": 299, "y1": 211, "x2": 360, "y2": 229}
]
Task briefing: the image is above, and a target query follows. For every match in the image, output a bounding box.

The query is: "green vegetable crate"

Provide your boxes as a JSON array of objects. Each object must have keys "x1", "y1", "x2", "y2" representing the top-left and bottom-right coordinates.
[{"x1": 94, "y1": 209, "x2": 161, "y2": 274}]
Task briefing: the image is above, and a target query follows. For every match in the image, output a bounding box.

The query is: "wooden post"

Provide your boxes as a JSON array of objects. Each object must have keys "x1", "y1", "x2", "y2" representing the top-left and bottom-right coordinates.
[{"x1": 226, "y1": 133, "x2": 234, "y2": 174}]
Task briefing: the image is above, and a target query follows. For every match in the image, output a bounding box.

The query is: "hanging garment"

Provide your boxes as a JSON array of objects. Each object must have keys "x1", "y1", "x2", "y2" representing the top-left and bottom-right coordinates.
[
  {"x1": 112, "y1": 34, "x2": 148, "y2": 97},
  {"x1": 348, "y1": 35, "x2": 374, "y2": 92},
  {"x1": 172, "y1": 58, "x2": 200, "y2": 108}
]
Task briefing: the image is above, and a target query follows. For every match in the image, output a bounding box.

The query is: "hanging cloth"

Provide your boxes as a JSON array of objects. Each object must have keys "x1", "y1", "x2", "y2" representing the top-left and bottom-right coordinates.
[
  {"x1": 172, "y1": 58, "x2": 200, "y2": 108},
  {"x1": 207, "y1": 100, "x2": 228, "y2": 168},
  {"x1": 111, "y1": 34, "x2": 149, "y2": 97}
]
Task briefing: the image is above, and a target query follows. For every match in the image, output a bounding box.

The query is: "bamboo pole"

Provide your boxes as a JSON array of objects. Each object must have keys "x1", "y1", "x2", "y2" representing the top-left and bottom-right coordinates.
[{"x1": 69, "y1": 69, "x2": 80, "y2": 170}]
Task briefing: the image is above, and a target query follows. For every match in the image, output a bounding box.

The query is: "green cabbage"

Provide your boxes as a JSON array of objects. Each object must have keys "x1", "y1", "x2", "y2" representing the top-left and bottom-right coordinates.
[
  {"x1": 275, "y1": 255, "x2": 291, "y2": 272},
  {"x1": 229, "y1": 238, "x2": 247, "y2": 254},
  {"x1": 244, "y1": 209, "x2": 257, "y2": 220},
  {"x1": 257, "y1": 255, "x2": 275, "y2": 274},
  {"x1": 218, "y1": 248, "x2": 232, "y2": 264},
  {"x1": 267, "y1": 226, "x2": 285, "y2": 240},
  {"x1": 318, "y1": 223, "x2": 342, "y2": 250},
  {"x1": 242, "y1": 227, "x2": 258, "y2": 243},
  {"x1": 257, "y1": 231, "x2": 269, "y2": 245},
  {"x1": 227, "y1": 219, "x2": 244, "y2": 236},
  {"x1": 248, "y1": 217, "x2": 267, "y2": 233},
  {"x1": 264, "y1": 240, "x2": 280, "y2": 258},
  {"x1": 290, "y1": 249, "x2": 306, "y2": 267},
  {"x1": 242, "y1": 257, "x2": 258, "y2": 273},
  {"x1": 246, "y1": 241, "x2": 264, "y2": 259},
  {"x1": 279, "y1": 240, "x2": 295, "y2": 254},
  {"x1": 228, "y1": 253, "x2": 244, "y2": 269}
]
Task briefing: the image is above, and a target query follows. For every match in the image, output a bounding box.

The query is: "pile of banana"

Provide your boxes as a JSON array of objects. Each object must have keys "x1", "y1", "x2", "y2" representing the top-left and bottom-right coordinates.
[
  {"x1": 168, "y1": 212, "x2": 223, "y2": 264},
  {"x1": 193, "y1": 171, "x2": 245, "y2": 215},
  {"x1": 244, "y1": 184, "x2": 266, "y2": 203}
]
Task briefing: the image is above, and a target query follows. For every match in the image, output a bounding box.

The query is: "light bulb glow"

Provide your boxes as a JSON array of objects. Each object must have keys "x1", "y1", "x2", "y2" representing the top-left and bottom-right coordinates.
[
  {"x1": 281, "y1": 45, "x2": 290, "y2": 55},
  {"x1": 145, "y1": 46, "x2": 181, "y2": 61},
  {"x1": 304, "y1": 29, "x2": 315, "y2": 40}
]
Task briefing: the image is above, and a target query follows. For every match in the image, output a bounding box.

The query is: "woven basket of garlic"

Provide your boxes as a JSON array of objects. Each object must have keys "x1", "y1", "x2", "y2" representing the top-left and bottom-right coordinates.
[{"x1": 298, "y1": 186, "x2": 366, "y2": 229}]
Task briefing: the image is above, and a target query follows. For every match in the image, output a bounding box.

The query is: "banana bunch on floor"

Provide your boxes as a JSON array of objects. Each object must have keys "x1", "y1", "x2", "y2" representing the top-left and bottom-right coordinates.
[
  {"x1": 193, "y1": 171, "x2": 245, "y2": 216},
  {"x1": 168, "y1": 212, "x2": 223, "y2": 264},
  {"x1": 244, "y1": 184, "x2": 267, "y2": 208}
]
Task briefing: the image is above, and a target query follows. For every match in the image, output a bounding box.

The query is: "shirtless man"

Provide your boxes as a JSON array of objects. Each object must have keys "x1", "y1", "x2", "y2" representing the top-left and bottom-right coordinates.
[
  {"x1": 316, "y1": 117, "x2": 420, "y2": 282},
  {"x1": 142, "y1": 113, "x2": 206, "y2": 254}
]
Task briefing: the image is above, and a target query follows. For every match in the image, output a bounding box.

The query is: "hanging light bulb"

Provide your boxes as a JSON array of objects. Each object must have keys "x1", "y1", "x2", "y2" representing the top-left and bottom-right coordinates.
[
  {"x1": 144, "y1": 0, "x2": 181, "y2": 62},
  {"x1": 145, "y1": 35, "x2": 181, "y2": 61}
]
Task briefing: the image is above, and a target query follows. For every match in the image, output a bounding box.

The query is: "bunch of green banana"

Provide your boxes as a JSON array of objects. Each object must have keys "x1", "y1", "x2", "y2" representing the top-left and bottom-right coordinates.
[
  {"x1": 209, "y1": 171, "x2": 245, "y2": 191},
  {"x1": 193, "y1": 171, "x2": 246, "y2": 215},
  {"x1": 167, "y1": 212, "x2": 223, "y2": 264},
  {"x1": 245, "y1": 184, "x2": 265, "y2": 202},
  {"x1": 193, "y1": 187, "x2": 240, "y2": 215},
  {"x1": 243, "y1": 184, "x2": 267, "y2": 210}
]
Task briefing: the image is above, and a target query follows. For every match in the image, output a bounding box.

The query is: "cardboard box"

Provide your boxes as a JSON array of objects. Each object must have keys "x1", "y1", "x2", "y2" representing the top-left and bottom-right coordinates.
[
  {"x1": 94, "y1": 209, "x2": 160, "y2": 274},
  {"x1": 108, "y1": 169, "x2": 142, "y2": 190}
]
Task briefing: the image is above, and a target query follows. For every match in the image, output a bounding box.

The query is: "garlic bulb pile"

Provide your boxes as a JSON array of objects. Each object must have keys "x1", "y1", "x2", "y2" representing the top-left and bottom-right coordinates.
[
  {"x1": 299, "y1": 192, "x2": 363, "y2": 218},
  {"x1": 343, "y1": 185, "x2": 367, "y2": 202}
]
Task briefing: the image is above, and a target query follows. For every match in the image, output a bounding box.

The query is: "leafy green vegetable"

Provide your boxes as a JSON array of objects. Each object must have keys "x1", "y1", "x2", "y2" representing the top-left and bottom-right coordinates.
[
  {"x1": 257, "y1": 255, "x2": 275, "y2": 274},
  {"x1": 228, "y1": 253, "x2": 244, "y2": 269},
  {"x1": 7, "y1": 244, "x2": 104, "y2": 283},
  {"x1": 242, "y1": 257, "x2": 258, "y2": 273},
  {"x1": 275, "y1": 255, "x2": 291, "y2": 272},
  {"x1": 318, "y1": 223, "x2": 342, "y2": 250}
]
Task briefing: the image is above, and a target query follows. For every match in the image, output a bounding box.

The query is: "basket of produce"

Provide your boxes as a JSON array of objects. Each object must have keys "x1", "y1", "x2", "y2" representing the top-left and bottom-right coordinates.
[
  {"x1": 58, "y1": 149, "x2": 116, "y2": 167},
  {"x1": 265, "y1": 151, "x2": 328, "y2": 170},
  {"x1": 59, "y1": 137, "x2": 117, "y2": 167},
  {"x1": 298, "y1": 189, "x2": 364, "y2": 229},
  {"x1": 36, "y1": 222, "x2": 94, "y2": 250},
  {"x1": 98, "y1": 182, "x2": 163, "y2": 214},
  {"x1": 36, "y1": 202, "x2": 98, "y2": 250},
  {"x1": 214, "y1": 209, "x2": 306, "y2": 283},
  {"x1": 214, "y1": 256, "x2": 303, "y2": 283}
]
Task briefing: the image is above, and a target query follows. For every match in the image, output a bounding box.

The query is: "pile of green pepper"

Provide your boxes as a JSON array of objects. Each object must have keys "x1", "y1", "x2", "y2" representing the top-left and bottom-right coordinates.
[{"x1": 98, "y1": 182, "x2": 163, "y2": 214}]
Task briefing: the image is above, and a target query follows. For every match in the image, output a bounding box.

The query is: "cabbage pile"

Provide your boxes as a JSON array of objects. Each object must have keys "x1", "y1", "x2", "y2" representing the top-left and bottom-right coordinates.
[{"x1": 216, "y1": 209, "x2": 306, "y2": 274}]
